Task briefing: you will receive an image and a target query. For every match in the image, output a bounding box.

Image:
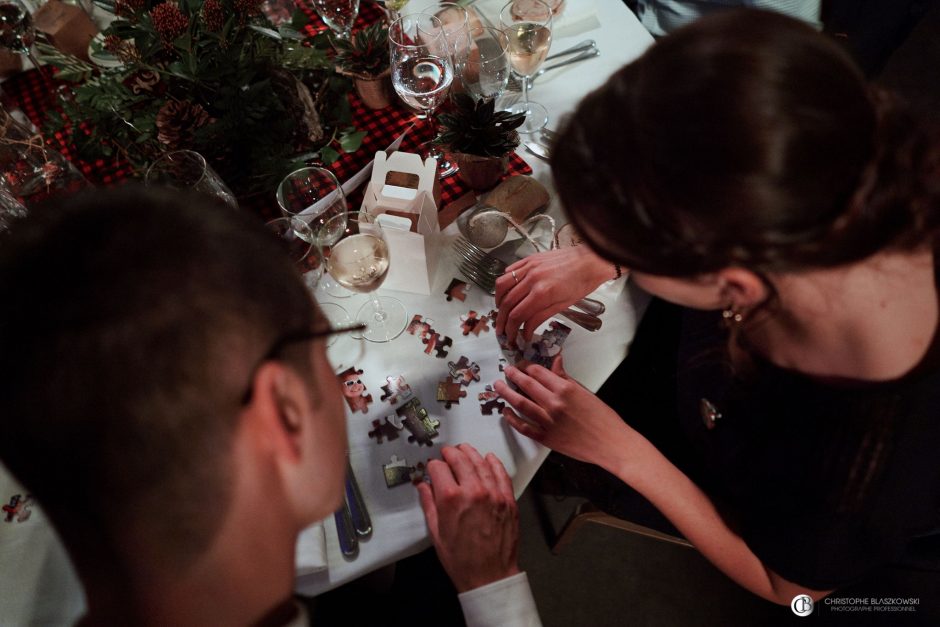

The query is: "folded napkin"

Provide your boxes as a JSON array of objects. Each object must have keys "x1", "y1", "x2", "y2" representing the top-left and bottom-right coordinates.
[
  {"x1": 554, "y1": 0, "x2": 600, "y2": 38},
  {"x1": 295, "y1": 520, "x2": 328, "y2": 575}
]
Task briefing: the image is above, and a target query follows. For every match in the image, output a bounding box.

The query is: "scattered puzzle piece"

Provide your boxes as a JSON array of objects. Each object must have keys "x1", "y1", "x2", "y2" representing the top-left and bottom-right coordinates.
[
  {"x1": 337, "y1": 367, "x2": 373, "y2": 414},
  {"x1": 498, "y1": 357, "x2": 508, "y2": 372},
  {"x1": 460, "y1": 310, "x2": 481, "y2": 336},
  {"x1": 422, "y1": 331, "x2": 453, "y2": 358},
  {"x1": 448, "y1": 356, "x2": 481, "y2": 386},
  {"x1": 383, "y1": 455, "x2": 415, "y2": 487},
  {"x1": 406, "y1": 314, "x2": 434, "y2": 338},
  {"x1": 437, "y1": 379, "x2": 467, "y2": 409},
  {"x1": 478, "y1": 385, "x2": 506, "y2": 415},
  {"x1": 380, "y1": 375, "x2": 413, "y2": 405},
  {"x1": 397, "y1": 398, "x2": 440, "y2": 446},
  {"x1": 367, "y1": 416, "x2": 403, "y2": 444},
  {"x1": 445, "y1": 278, "x2": 468, "y2": 302}
]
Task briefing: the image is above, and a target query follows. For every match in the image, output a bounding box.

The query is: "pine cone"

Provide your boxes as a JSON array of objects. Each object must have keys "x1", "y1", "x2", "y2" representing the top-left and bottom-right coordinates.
[{"x1": 156, "y1": 100, "x2": 211, "y2": 150}]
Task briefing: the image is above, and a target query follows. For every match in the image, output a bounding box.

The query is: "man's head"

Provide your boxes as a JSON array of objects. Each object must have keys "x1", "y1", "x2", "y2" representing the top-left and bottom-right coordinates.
[{"x1": 0, "y1": 187, "x2": 346, "y2": 576}]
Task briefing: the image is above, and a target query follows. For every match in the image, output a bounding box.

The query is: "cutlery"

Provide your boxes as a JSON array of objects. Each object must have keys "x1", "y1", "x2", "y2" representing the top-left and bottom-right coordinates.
[
  {"x1": 333, "y1": 500, "x2": 358, "y2": 557},
  {"x1": 507, "y1": 48, "x2": 600, "y2": 91},
  {"x1": 523, "y1": 141, "x2": 550, "y2": 162},
  {"x1": 453, "y1": 237, "x2": 604, "y2": 331},
  {"x1": 345, "y1": 460, "x2": 372, "y2": 537}
]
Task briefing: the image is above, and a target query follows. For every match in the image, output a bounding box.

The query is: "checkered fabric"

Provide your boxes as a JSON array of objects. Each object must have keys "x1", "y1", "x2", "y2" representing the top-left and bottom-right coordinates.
[{"x1": 0, "y1": 4, "x2": 532, "y2": 217}]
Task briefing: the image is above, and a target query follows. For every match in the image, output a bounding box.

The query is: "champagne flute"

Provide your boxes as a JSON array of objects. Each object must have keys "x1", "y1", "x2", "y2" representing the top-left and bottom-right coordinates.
[
  {"x1": 389, "y1": 13, "x2": 456, "y2": 178},
  {"x1": 276, "y1": 165, "x2": 352, "y2": 299},
  {"x1": 310, "y1": 0, "x2": 360, "y2": 39},
  {"x1": 500, "y1": 0, "x2": 552, "y2": 134},
  {"x1": 458, "y1": 27, "x2": 511, "y2": 101},
  {"x1": 319, "y1": 211, "x2": 407, "y2": 343},
  {"x1": 145, "y1": 150, "x2": 238, "y2": 209}
]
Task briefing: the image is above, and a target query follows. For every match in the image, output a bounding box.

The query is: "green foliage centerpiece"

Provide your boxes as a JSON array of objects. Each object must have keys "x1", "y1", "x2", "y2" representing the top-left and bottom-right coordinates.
[{"x1": 41, "y1": 0, "x2": 365, "y2": 197}]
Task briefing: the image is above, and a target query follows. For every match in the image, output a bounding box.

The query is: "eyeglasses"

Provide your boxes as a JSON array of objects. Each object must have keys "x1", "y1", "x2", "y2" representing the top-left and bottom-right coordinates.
[{"x1": 240, "y1": 323, "x2": 366, "y2": 405}]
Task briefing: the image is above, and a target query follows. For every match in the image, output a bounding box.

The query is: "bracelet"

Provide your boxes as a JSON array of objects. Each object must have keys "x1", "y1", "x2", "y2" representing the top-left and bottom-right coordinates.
[{"x1": 613, "y1": 264, "x2": 623, "y2": 280}]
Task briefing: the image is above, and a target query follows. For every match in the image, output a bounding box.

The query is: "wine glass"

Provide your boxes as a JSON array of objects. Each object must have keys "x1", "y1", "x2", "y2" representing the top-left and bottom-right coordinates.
[
  {"x1": 319, "y1": 211, "x2": 407, "y2": 343},
  {"x1": 276, "y1": 165, "x2": 352, "y2": 299},
  {"x1": 389, "y1": 13, "x2": 456, "y2": 178},
  {"x1": 0, "y1": 108, "x2": 90, "y2": 206},
  {"x1": 265, "y1": 216, "x2": 322, "y2": 292},
  {"x1": 0, "y1": 0, "x2": 51, "y2": 90},
  {"x1": 145, "y1": 150, "x2": 238, "y2": 209},
  {"x1": 500, "y1": 0, "x2": 553, "y2": 134},
  {"x1": 310, "y1": 0, "x2": 360, "y2": 39},
  {"x1": 0, "y1": 183, "x2": 27, "y2": 235},
  {"x1": 458, "y1": 27, "x2": 511, "y2": 101}
]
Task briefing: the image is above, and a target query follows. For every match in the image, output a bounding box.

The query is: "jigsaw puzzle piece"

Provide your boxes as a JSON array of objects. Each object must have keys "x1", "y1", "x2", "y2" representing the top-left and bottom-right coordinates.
[
  {"x1": 447, "y1": 356, "x2": 481, "y2": 386},
  {"x1": 422, "y1": 331, "x2": 453, "y2": 358},
  {"x1": 437, "y1": 380, "x2": 468, "y2": 409},
  {"x1": 445, "y1": 278, "x2": 468, "y2": 302},
  {"x1": 380, "y1": 375, "x2": 413, "y2": 405},
  {"x1": 406, "y1": 315, "x2": 434, "y2": 338},
  {"x1": 367, "y1": 417, "x2": 403, "y2": 444},
  {"x1": 383, "y1": 455, "x2": 415, "y2": 488},
  {"x1": 397, "y1": 398, "x2": 440, "y2": 446},
  {"x1": 477, "y1": 384, "x2": 505, "y2": 415},
  {"x1": 337, "y1": 367, "x2": 373, "y2": 414}
]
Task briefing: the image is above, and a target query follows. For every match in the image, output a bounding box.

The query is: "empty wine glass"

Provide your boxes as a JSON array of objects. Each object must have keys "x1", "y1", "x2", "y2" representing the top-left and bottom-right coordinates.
[
  {"x1": 145, "y1": 150, "x2": 238, "y2": 209},
  {"x1": 500, "y1": 0, "x2": 553, "y2": 134},
  {"x1": 0, "y1": 0, "x2": 51, "y2": 90},
  {"x1": 276, "y1": 165, "x2": 352, "y2": 299},
  {"x1": 0, "y1": 108, "x2": 90, "y2": 207},
  {"x1": 458, "y1": 27, "x2": 510, "y2": 101},
  {"x1": 319, "y1": 211, "x2": 407, "y2": 343},
  {"x1": 265, "y1": 216, "x2": 322, "y2": 292},
  {"x1": 0, "y1": 183, "x2": 27, "y2": 235},
  {"x1": 389, "y1": 13, "x2": 456, "y2": 178},
  {"x1": 310, "y1": 0, "x2": 360, "y2": 39}
]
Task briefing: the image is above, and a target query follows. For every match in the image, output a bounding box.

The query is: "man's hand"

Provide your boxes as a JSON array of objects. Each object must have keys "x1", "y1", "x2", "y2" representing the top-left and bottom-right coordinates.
[{"x1": 417, "y1": 444, "x2": 520, "y2": 593}]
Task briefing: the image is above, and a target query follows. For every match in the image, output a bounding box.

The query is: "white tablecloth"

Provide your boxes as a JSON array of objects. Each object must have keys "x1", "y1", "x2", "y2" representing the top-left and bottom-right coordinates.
[{"x1": 294, "y1": 0, "x2": 654, "y2": 596}]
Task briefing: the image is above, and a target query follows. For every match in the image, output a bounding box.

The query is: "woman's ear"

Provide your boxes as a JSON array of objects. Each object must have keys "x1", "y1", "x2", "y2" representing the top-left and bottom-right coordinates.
[{"x1": 717, "y1": 267, "x2": 770, "y2": 310}]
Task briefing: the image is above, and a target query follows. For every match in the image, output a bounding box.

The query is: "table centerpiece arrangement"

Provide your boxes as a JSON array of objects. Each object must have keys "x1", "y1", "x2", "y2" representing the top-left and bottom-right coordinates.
[
  {"x1": 434, "y1": 92, "x2": 524, "y2": 190},
  {"x1": 39, "y1": 0, "x2": 366, "y2": 198},
  {"x1": 332, "y1": 20, "x2": 392, "y2": 110}
]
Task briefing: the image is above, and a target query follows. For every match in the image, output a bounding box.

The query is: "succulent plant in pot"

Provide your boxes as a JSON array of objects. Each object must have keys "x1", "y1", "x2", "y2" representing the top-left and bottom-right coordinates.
[
  {"x1": 333, "y1": 21, "x2": 393, "y2": 110},
  {"x1": 435, "y1": 94, "x2": 526, "y2": 190}
]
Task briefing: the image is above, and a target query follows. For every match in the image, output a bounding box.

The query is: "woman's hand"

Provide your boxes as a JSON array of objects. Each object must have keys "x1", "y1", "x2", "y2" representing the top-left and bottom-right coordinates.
[
  {"x1": 494, "y1": 357, "x2": 638, "y2": 470},
  {"x1": 494, "y1": 246, "x2": 614, "y2": 344}
]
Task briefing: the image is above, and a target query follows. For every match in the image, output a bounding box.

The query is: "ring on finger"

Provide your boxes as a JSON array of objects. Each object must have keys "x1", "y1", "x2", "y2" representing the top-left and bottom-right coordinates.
[{"x1": 511, "y1": 270, "x2": 519, "y2": 284}]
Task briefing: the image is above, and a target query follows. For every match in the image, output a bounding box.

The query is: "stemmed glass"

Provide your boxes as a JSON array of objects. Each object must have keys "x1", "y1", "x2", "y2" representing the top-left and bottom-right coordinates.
[
  {"x1": 145, "y1": 150, "x2": 238, "y2": 209},
  {"x1": 318, "y1": 211, "x2": 407, "y2": 343},
  {"x1": 500, "y1": 0, "x2": 553, "y2": 134},
  {"x1": 310, "y1": 0, "x2": 360, "y2": 39},
  {"x1": 276, "y1": 165, "x2": 351, "y2": 299},
  {"x1": 389, "y1": 14, "x2": 455, "y2": 178},
  {"x1": 458, "y1": 27, "x2": 511, "y2": 101},
  {"x1": 0, "y1": 0, "x2": 52, "y2": 91},
  {"x1": 265, "y1": 216, "x2": 322, "y2": 291}
]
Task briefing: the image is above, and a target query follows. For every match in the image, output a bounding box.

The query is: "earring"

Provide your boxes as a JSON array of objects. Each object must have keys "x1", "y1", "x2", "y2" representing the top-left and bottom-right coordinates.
[{"x1": 722, "y1": 308, "x2": 743, "y2": 324}]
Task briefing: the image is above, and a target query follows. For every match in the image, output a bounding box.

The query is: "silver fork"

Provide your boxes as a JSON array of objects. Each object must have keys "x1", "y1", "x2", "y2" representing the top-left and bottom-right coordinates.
[{"x1": 453, "y1": 237, "x2": 604, "y2": 331}]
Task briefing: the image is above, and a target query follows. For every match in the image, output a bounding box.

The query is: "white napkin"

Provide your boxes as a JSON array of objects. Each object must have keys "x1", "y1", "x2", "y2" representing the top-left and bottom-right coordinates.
[
  {"x1": 295, "y1": 520, "x2": 329, "y2": 575},
  {"x1": 554, "y1": 0, "x2": 600, "y2": 38}
]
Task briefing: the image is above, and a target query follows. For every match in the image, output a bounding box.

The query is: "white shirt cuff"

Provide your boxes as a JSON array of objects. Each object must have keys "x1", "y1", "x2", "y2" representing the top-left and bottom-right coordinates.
[{"x1": 458, "y1": 571, "x2": 541, "y2": 627}]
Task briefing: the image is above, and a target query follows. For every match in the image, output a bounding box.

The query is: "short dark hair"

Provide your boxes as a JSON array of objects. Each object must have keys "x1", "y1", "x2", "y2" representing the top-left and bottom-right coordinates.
[
  {"x1": 0, "y1": 187, "x2": 315, "y2": 565},
  {"x1": 553, "y1": 9, "x2": 940, "y2": 276}
]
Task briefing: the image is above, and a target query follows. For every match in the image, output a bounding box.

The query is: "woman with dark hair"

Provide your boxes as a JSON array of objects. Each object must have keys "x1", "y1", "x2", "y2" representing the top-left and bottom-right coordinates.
[{"x1": 493, "y1": 9, "x2": 940, "y2": 604}]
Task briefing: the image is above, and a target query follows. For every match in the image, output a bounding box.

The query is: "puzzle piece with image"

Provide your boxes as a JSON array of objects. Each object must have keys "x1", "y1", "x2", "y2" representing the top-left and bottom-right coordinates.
[
  {"x1": 422, "y1": 331, "x2": 453, "y2": 358},
  {"x1": 397, "y1": 398, "x2": 440, "y2": 446},
  {"x1": 478, "y1": 385, "x2": 505, "y2": 415},
  {"x1": 497, "y1": 333, "x2": 524, "y2": 364},
  {"x1": 459, "y1": 310, "x2": 491, "y2": 336},
  {"x1": 523, "y1": 320, "x2": 572, "y2": 369},
  {"x1": 437, "y1": 380, "x2": 467, "y2": 409},
  {"x1": 447, "y1": 356, "x2": 481, "y2": 386},
  {"x1": 445, "y1": 278, "x2": 468, "y2": 302},
  {"x1": 367, "y1": 415, "x2": 404, "y2": 444},
  {"x1": 337, "y1": 366, "x2": 373, "y2": 414},
  {"x1": 380, "y1": 375, "x2": 413, "y2": 405},
  {"x1": 383, "y1": 455, "x2": 431, "y2": 488},
  {"x1": 406, "y1": 314, "x2": 434, "y2": 338}
]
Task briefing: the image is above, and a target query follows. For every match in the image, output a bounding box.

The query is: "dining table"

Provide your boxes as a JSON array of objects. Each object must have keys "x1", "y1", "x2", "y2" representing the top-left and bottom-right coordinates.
[
  {"x1": 0, "y1": 0, "x2": 656, "y2": 603},
  {"x1": 292, "y1": 0, "x2": 655, "y2": 596}
]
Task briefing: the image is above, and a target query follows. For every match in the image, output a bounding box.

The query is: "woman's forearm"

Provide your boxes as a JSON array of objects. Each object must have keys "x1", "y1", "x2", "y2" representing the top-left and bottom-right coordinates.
[{"x1": 600, "y1": 430, "x2": 831, "y2": 604}]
